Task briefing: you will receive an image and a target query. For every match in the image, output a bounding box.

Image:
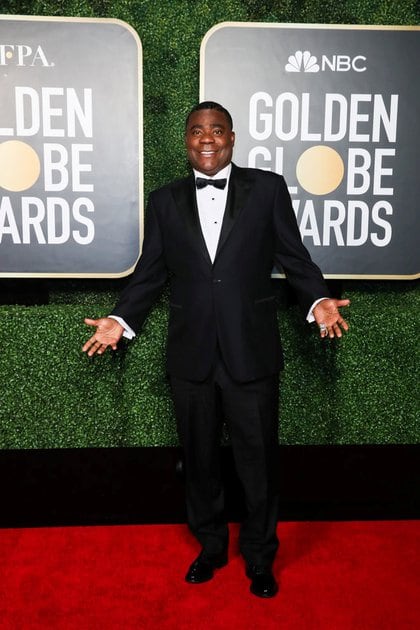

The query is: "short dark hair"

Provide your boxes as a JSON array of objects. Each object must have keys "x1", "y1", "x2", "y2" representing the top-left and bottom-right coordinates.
[{"x1": 185, "y1": 101, "x2": 233, "y2": 130}]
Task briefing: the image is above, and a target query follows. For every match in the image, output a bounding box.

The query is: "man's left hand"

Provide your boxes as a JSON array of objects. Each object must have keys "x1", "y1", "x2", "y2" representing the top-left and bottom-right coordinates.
[{"x1": 313, "y1": 298, "x2": 350, "y2": 338}]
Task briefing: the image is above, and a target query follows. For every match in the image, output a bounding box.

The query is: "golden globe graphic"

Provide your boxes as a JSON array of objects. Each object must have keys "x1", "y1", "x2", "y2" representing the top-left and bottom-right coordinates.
[
  {"x1": 0, "y1": 141, "x2": 41, "y2": 192},
  {"x1": 201, "y1": 23, "x2": 419, "y2": 278},
  {"x1": 296, "y1": 146, "x2": 344, "y2": 196},
  {"x1": 0, "y1": 16, "x2": 142, "y2": 277}
]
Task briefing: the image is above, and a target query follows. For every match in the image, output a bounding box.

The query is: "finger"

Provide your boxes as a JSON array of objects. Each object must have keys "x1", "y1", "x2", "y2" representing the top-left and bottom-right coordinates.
[
  {"x1": 88, "y1": 340, "x2": 104, "y2": 357},
  {"x1": 83, "y1": 336, "x2": 101, "y2": 355},
  {"x1": 87, "y1": 341, "x2": 99, "y2": 356},
  {"x1": 97, "y1": 341, "x2": 116, "y2": 355},
  {"x1": 334, "y1": 316, "x2": 349, "y2": 332},
  {"x1": 318, "y1": 321, "x2": 328, "y2": 339},
  {"x1": 84, "y1": 318, "x2": 99, "y2": 327},
  {"x1": 335, "y1": 299, "x2": 350, "y2": 308},
  {"x1": 82, "y1": 337, "x2": 96, "y2": 352},
  {"x1": 340, "y1": 318, "x2": 349, "y2": 331}
]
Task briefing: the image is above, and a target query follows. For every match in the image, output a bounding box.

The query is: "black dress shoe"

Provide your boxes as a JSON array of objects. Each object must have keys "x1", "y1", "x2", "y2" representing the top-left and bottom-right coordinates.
[
  {"x1": 185, "y1": 552, "x2": 228, "y2": 583},
  {"x1": 246, "y1": 565, "x2": 279, "y2": 598}
]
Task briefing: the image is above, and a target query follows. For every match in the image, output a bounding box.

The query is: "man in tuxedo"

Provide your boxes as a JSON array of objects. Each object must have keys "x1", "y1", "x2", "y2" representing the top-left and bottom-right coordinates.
[{"x1": 83, "y1": 101, "x2": 349, "y2": 598}]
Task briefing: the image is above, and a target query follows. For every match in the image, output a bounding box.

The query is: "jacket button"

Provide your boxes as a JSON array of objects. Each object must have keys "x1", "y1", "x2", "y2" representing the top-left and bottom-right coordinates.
[{"x1": 212, "y1": 279, "x2": 222, "y2": 283}]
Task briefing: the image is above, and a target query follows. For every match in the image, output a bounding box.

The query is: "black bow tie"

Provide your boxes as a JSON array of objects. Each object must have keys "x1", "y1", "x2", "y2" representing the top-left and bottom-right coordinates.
[{"x1": 196, "y1": 177, "x2": 227, "y2": 190}]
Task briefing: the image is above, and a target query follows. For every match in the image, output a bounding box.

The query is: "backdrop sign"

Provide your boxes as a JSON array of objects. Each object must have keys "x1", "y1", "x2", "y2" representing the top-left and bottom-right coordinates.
[
  {"x1": 0, "y1": 16, "x2": 142, "y2": 277},
  {"x1": 201, "y1": 23, "x2": 419, "y2": 278}
]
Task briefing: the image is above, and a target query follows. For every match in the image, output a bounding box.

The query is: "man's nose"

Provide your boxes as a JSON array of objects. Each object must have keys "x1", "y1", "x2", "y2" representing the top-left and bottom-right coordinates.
[{"x1": 200, "y1": 131, "x2": 214, "y2": 143}]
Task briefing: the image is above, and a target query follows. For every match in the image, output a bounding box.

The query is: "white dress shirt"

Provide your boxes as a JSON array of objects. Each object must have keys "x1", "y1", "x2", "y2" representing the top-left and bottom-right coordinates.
[{"x1": 193, "y1": 164, "x2": 231, "y2": 263}]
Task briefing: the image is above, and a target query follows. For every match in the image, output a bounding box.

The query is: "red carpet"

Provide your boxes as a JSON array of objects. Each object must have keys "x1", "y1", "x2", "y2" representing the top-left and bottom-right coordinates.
[{"x1": 0, "y1": 521, "x2": 418, "y2": 629}]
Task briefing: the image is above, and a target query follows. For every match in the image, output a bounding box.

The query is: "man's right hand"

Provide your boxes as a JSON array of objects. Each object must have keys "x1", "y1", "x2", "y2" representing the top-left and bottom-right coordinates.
[{"x1": 82, "y1": 317, "x2": 124, "y2": 356}]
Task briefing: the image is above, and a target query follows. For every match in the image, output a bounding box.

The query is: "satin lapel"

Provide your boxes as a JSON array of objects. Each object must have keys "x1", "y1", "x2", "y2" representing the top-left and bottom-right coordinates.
[
  {"x1": 171, "y1": 174, "x2": 212, "y2": 266},
  {"x1": 214, "y1": 164, "x2": 254, "y2": 262}
]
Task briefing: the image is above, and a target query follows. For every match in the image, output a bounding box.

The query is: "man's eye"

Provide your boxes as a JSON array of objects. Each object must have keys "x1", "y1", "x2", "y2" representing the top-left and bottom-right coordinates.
[{"x1": 214, "y1": 129, "x2": 222, "y2": 135}]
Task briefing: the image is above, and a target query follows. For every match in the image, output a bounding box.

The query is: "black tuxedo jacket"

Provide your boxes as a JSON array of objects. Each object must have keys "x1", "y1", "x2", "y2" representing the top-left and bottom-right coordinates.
[{"x1": 112, "y1": 164, "x2": 330, "y2": 382}]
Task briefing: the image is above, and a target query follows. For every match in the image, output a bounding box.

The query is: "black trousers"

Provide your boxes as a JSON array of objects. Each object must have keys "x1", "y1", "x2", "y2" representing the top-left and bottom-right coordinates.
[{"x1": 170, "y1": 356, "x2": 280, "y2": 567}]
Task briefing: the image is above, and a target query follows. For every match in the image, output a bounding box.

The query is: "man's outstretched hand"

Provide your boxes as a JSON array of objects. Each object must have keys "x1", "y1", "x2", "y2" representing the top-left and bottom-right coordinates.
[
  {"x1": 313, "y1": 298, "x2": 350, "y2": 338},
  {"x1": 82, "y1": 317, "x2": 124, "y2": 356}
]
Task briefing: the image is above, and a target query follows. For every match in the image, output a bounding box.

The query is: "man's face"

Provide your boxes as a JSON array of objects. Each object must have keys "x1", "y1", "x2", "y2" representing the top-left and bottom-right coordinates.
[{"x1": 185, "y1": 109, "x2": 235, "y2": 176}]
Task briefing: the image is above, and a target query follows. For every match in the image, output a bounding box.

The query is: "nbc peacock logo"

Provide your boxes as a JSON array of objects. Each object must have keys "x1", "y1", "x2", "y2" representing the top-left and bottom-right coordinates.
[{"x1": 285, "y1": 50, "x2": 319, "y2": 73}]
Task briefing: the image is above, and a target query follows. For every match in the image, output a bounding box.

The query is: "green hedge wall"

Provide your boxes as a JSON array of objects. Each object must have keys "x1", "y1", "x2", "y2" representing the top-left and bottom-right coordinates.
[
  {"x1": 0, "y1": 0, "x2": 419, "y2": 448},
  {"x1": 1, "y1": 281, "x2": 418, "y2": 448}
]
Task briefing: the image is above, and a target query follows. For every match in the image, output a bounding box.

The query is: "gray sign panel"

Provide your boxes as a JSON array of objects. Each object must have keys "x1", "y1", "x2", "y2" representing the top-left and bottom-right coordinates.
[
  {"x1": 201, "y1": 23, "x2": 419, "y2": 278},
  {"x1": 0, "y1": 16, "x2": 142, "y2": 277}
]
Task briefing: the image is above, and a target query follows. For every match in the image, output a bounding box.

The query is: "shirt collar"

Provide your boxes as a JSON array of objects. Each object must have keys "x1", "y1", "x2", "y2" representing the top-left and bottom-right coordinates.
[{"x1": 193, "y1": 163, "x2": 232, "y2": 182}]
